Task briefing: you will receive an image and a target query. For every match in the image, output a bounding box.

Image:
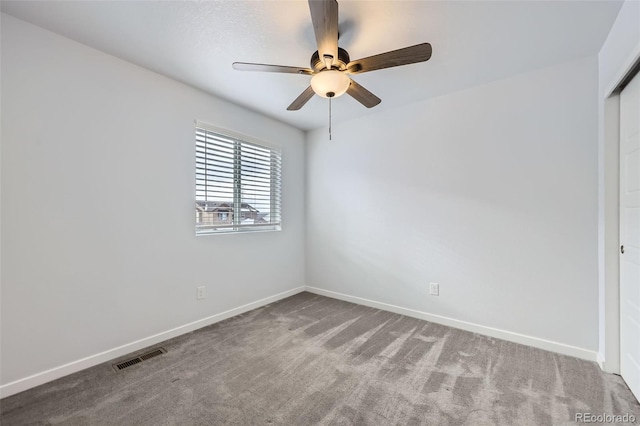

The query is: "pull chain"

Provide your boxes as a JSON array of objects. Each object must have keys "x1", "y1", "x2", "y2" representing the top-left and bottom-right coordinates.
[
  {"x1": 326, "y1": 91, "x2": 335, "y2": 141},
  {"x1": 329, "y1": 96, "x2": 332, "y2": 140}
]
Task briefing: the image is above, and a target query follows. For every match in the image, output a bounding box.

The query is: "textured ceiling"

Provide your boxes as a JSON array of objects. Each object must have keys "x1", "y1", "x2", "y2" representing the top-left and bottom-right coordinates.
[{"x1": 1, "y1": 0, "x2": 623, "y2": 130}]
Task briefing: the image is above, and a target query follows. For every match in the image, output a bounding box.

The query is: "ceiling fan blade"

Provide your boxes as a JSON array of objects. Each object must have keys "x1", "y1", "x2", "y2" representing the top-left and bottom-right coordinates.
[
  {"x1": 308, "y1": 0, "x2": 339, "y2": 67},
  {"x1": 287, "y1": 86, "x2": 316, "y2": 111},
  {"x1": 346, "y1": 43, "x2": 432, "y2": 74},
  {"x1": 346, "y1": 79, "x2": 381, "y2": 108},
  {"x1": 233, "y1": 62, "x2": 313, "y2": 75}
]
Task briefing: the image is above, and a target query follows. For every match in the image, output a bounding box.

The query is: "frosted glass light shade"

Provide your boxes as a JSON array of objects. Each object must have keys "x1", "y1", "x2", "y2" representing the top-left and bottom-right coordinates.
[{"x1": 311, "y1": 70, "x2": 350, "y2": 98}]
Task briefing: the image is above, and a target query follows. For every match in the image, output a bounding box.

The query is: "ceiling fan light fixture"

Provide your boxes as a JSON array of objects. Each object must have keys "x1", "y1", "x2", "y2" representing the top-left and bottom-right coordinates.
[{"x1": 310, "y1": 70, "x2": 350, "y2": 98}]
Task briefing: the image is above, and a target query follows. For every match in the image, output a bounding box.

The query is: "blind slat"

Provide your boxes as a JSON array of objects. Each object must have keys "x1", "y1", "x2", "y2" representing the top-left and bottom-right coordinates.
[{"x1": 195, "y1": 126, "x2": 281, "y2": 235}]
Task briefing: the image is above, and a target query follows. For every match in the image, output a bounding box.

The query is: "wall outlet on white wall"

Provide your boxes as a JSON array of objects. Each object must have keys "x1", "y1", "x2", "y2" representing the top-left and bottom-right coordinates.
[
  {"x1": 196, "y1": 286, "x2": 206, "y2": 300},
  {"x1": 429, "y1": 283, "x2": 439, "y2": 296}
]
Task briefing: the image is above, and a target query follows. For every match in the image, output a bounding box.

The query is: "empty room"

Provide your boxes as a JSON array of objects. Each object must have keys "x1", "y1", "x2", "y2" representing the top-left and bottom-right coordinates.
[{"x1": 1, "y1": 0, "x2": 640, "y2": 424}]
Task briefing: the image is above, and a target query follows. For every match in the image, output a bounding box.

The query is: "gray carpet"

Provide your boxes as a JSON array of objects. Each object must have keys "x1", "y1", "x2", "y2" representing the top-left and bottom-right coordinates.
[{"x1": 1, "y1": 292, "x2": 639, "y2": 425}]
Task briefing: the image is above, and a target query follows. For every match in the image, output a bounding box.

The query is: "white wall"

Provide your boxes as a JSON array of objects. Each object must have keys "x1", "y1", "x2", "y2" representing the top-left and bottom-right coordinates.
[
  {"x1": 306, "y1": 56, "x2": 599, "y2": 355},
  {"x1": 597, "y1": 0, "x2": 640, "y2": 372},
  {"x1": 0, "y1": 13, "x2": 305, "y2": 392}
]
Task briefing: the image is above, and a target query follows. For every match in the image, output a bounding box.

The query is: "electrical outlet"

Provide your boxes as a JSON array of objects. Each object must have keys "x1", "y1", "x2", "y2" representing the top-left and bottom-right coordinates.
[
  {"x1": 429, "y1": 282, "x2": 439, "y2": 296},
  {"x1": 196, "y1": 286, "x2": 206, "y2": 300}
]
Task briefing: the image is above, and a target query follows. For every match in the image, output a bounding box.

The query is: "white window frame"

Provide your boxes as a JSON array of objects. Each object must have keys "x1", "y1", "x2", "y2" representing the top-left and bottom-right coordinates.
[{"x1": 195, "y1": 121, "x2": 282, "y2": 235}]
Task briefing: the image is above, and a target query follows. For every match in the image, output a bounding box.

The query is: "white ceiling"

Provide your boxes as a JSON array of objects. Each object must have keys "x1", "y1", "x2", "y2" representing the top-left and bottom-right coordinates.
[{"x1": 1, "y1": 0, "x2": 623, "y2": 130}]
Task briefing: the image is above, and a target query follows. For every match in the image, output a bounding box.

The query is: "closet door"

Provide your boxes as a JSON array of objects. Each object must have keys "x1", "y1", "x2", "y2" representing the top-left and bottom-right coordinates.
[{"x1": 620, "y1": 70, "x2": 640, "y2": 402}]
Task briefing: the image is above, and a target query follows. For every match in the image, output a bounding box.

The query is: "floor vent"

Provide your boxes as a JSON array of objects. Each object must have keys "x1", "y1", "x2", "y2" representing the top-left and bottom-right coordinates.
[
  {"x1": 113, "y1": 347, "x2": 166, "y2": 371},
  {"x1": 139, "y1": 349, "x2": 164, "y2": 361}
]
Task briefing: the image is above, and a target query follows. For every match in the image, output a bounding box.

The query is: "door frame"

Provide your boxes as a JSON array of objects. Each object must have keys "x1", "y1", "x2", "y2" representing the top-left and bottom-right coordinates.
[{"x1": 601, "y1": 52, "x2": 640, "y2": 374}]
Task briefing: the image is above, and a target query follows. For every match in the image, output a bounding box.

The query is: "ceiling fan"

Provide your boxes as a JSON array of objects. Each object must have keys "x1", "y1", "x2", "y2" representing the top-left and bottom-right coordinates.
[{"x1": 232, "y1": 0, "x2": 432, "y2": 111}]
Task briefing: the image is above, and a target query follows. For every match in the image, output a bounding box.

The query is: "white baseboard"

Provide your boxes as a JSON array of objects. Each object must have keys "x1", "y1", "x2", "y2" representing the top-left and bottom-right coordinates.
[
  {"x1": 2, "y1": 285, "x2": 599, "y2": 399},
  {"x1": 0, "y1": 286, "x2": 305, "y2": 399},
  {"x1": 597, "y1": 352, "x2": 606, "y2": 371},
  {"x1": 305, "y1": 286, "x2": 598, "y2": 363}
]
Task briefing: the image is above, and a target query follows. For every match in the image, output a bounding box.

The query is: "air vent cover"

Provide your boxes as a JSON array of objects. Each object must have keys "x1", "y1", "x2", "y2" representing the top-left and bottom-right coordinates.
[{"x1": 113, "y1": 347, "x2": 166, "y2": 371}]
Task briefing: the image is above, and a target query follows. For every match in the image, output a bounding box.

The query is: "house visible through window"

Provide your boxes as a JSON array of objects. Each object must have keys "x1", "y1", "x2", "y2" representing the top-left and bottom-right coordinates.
[{"x1": 195, "y1": 124, "x2": 281, "y2": 235}]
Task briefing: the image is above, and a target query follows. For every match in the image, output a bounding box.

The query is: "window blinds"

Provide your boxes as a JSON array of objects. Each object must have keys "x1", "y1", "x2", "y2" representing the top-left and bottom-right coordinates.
[{"x1": 195, "y1": 126, "x2": 281, "y2": 234}]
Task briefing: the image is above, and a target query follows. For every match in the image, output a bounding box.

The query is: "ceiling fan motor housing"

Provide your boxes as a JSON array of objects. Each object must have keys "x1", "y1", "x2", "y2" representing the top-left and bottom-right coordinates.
[{"x1": 311, "y1": 47, "x2": 350, "y2": 72}]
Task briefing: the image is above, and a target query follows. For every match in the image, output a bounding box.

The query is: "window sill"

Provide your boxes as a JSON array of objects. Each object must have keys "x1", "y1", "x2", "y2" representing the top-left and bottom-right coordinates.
[{"x1": 195, "y1": 226, "x2": 282, "y2": 236}]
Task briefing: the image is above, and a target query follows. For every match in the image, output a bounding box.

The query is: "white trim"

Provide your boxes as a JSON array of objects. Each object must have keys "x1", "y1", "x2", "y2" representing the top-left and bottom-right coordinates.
[
  {"x1": 598, "y1": 352, "x2": 607, "y2": 371},
  {"x1": 0, "y1": 286, "x2": 305, "y2": 399},
  {"x1": 600, "y1": 44, "x2": 640, "y2": 378},
  {"x1": 305, "y1": 286, "x2": 598, "y2": 362},
  {"x1": 1, "y1": 285, "x2": 599, "y2": 399},
  {"x1": 605, "y1": 41, "x2": 640, "y2": 97},
  {"x1": 601, "y1": 93, "x2": 622, "y2": 375}
]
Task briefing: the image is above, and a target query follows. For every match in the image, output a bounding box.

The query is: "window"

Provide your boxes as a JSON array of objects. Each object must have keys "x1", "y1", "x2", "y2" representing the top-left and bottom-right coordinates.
[{"x1": 195, "y1": 124, "x2": 281, "y2": 235}]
